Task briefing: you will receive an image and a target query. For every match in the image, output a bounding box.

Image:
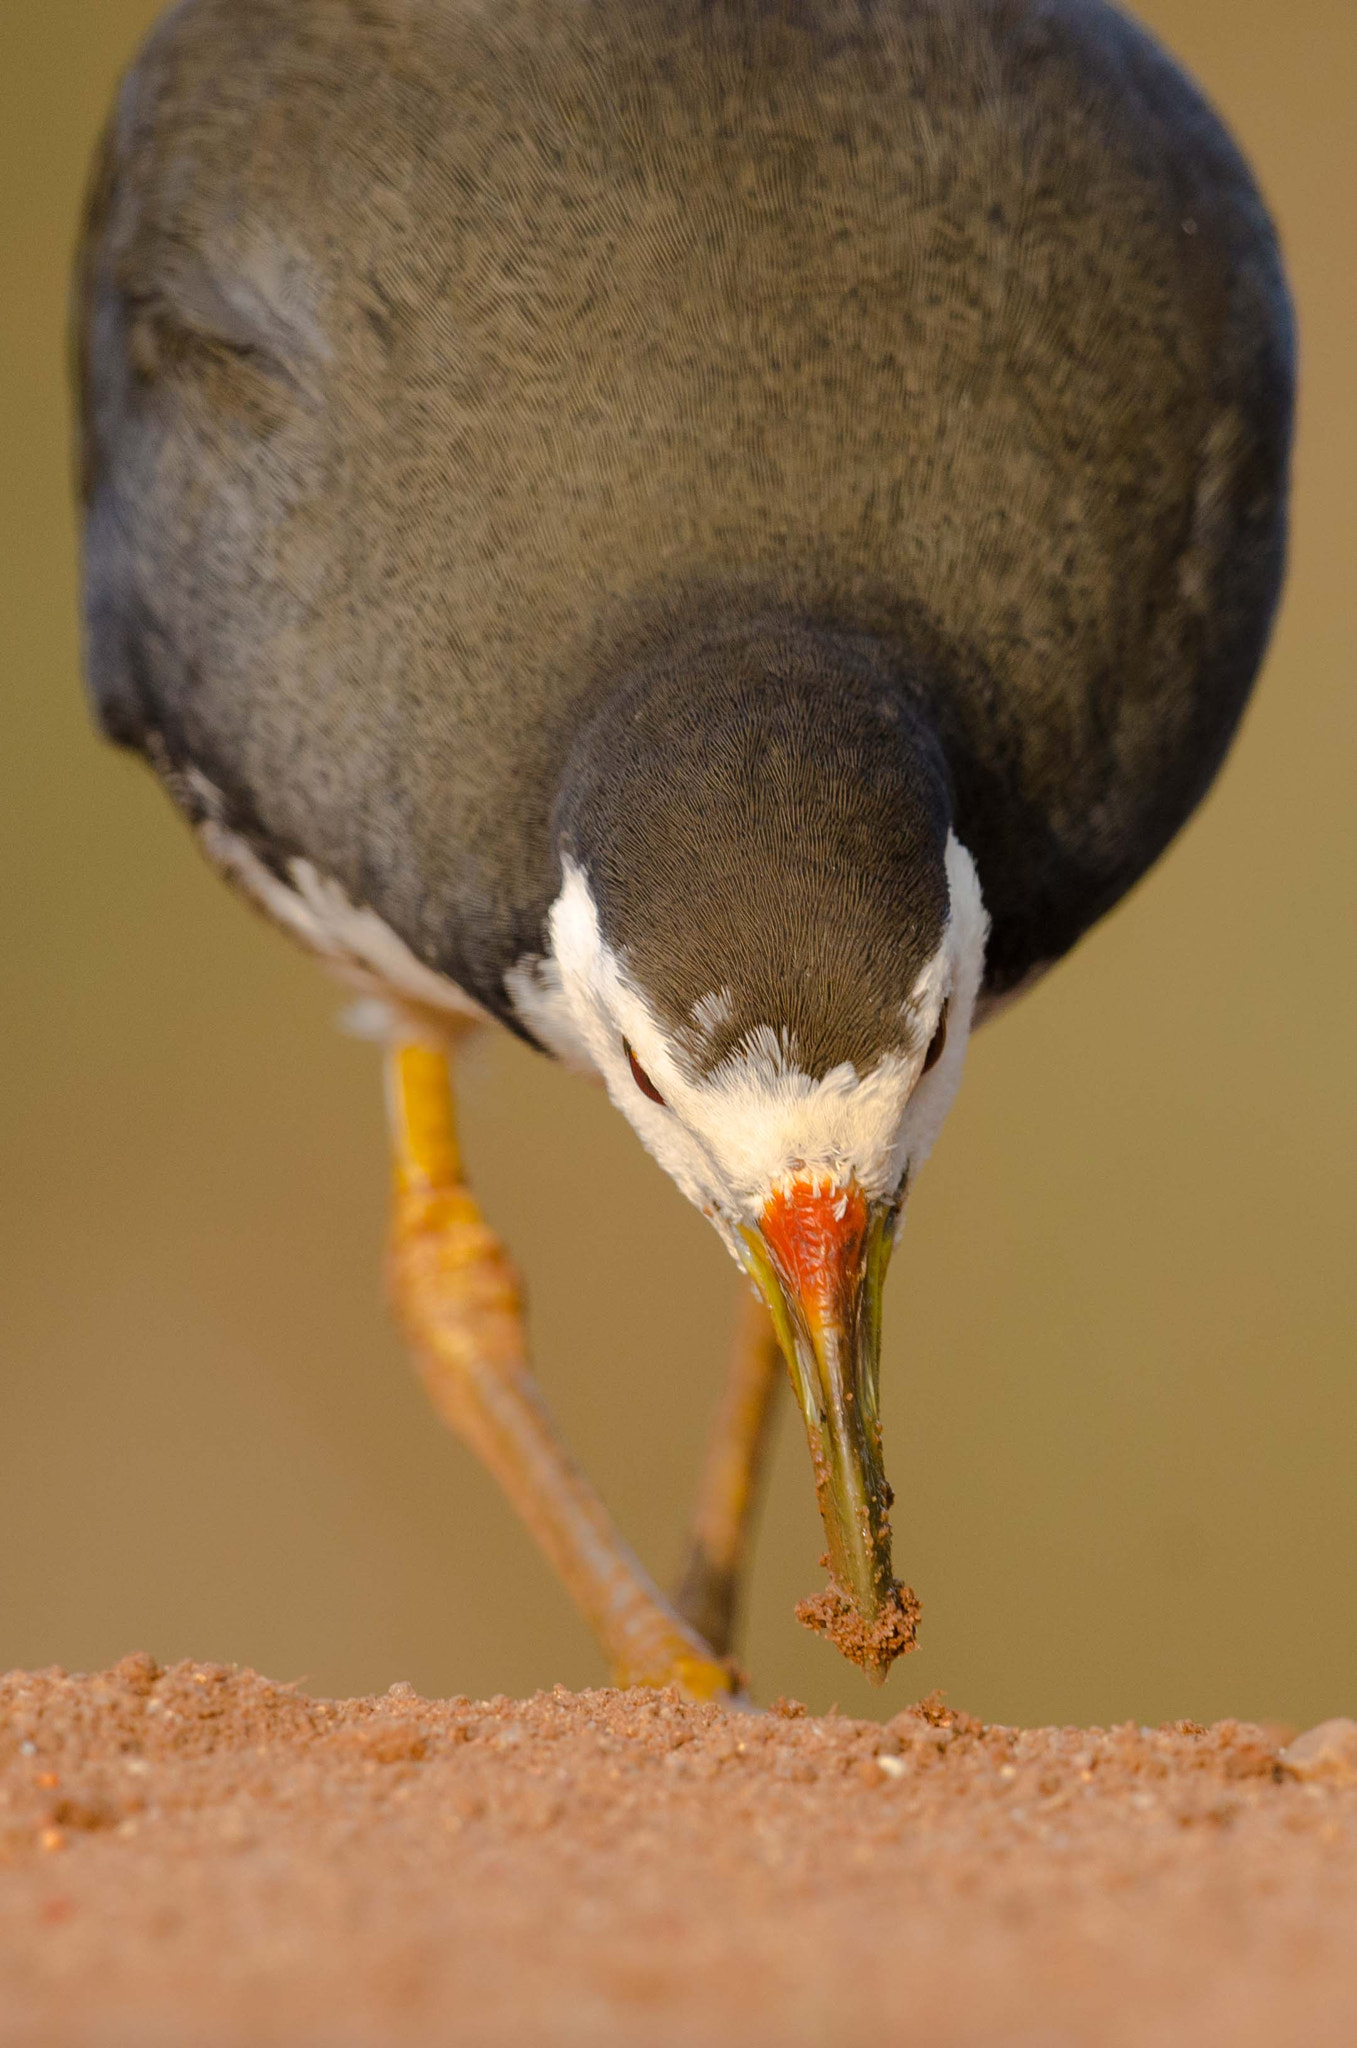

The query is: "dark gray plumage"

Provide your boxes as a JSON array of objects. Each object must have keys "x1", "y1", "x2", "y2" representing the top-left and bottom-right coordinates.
[{"x1": 77, "y1": 0, "x2": 1294, "y2": 1062}]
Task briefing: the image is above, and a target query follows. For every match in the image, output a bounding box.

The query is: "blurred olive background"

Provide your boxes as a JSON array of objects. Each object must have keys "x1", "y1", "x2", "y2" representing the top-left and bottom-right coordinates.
[{"x1": 3, "y1": 0, "x2": 1353, "y2": 1728}]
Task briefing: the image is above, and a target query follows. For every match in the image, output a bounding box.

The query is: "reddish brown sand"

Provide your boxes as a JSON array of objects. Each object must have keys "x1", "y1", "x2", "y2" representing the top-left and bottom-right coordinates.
[{"x1": 3, "y1": 1658, "x2": 1357, "y2": 2047}]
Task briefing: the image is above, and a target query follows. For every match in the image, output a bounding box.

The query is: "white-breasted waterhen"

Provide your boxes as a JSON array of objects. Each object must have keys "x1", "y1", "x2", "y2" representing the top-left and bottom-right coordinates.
[{"x1": 76, "y1": 0, "x2": 1293, "y2": 1699}]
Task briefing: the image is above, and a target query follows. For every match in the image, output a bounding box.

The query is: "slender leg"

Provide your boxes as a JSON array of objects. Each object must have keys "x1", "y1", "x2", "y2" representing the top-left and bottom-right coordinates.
[
  {"x1": 674, "y1": 1286, "x2": 783, "y2": 1658},
  {"x1": 385, "y1": 1037, "x2": 735, "y2": 1701}
]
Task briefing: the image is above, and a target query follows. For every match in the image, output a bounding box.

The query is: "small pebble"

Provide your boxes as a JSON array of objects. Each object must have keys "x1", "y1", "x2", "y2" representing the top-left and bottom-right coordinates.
[{"x1": 1280, "y1": 1719, "x2": 1357, "y2": 1785}]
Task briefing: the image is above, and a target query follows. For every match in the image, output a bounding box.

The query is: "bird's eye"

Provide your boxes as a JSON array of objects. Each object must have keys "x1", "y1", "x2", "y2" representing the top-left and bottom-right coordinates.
[
  {"x1": 624, "y1": 1040, "x2": 667, "y2": 1106},
  {"x1": 922, "y1": 999, "x2": 950, "y2": 1075}
]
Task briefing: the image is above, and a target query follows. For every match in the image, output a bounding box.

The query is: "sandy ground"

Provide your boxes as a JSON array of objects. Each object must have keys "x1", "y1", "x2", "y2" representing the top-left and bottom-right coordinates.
[{"x1": 2, "y1": 1658, "x2": 1356, "y2": 2047}]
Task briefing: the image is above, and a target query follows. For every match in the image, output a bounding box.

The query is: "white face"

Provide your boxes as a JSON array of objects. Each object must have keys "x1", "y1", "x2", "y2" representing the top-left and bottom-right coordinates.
[{"x1": 505, "y1": 832, "x2": 988, "y2": 1258}]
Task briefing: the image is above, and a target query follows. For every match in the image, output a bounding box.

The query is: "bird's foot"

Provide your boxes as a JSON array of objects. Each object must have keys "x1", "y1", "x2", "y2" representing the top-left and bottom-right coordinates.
[
  {"x1": 674, "y1": 1286, "x2": 782, "y2": 1659},
  {"x1": 384, "y1": 1037, "x2": 736, "y2": 1706}
]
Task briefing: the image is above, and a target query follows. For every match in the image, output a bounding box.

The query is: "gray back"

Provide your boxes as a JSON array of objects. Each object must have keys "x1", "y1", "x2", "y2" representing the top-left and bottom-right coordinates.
[{"x1": 78, "y1": 0, "x2": 1293, "y2": 1006}]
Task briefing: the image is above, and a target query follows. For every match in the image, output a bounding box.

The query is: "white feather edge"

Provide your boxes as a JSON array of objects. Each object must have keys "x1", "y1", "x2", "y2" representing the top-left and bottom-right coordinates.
[{"x1": 196, "y1": 813, "x2": 490, "y2": 1034}]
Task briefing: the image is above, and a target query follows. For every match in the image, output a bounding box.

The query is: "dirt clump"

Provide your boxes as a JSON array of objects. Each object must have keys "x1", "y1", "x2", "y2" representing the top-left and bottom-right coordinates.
[
  {"x1": 794, "y1": 1573, "x2": 920, "y2": 1678},
  {"x1": 2, "y1": 1655, "x2": 1356, "y2": 2046}
]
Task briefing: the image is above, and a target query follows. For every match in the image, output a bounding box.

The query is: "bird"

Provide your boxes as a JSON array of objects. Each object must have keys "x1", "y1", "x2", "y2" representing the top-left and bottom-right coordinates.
[{"x1": 75, "y1": 0, "x2": 1293, "y2": 1698}]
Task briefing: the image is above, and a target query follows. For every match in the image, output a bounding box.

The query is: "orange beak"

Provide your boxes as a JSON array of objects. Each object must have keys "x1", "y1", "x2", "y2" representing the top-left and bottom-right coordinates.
[{"x1": 740, "y1": 1176, "x2": 917, "y2": 1682}]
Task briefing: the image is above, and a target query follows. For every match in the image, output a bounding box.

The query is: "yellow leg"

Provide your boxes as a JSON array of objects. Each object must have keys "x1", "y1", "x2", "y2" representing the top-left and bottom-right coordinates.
[
  {"x1": 385, "y1": 1039, "x2": 734, "y2": 1702},
  {"x1": 674, "y1": 1287, "x2": 783, "y2": 1658}
]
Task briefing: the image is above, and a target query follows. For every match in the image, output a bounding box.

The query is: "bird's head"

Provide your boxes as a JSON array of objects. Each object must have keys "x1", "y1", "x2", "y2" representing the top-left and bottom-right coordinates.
[{"x1": 511, "y1": 622, "x2": 988, "y2": 1676}]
